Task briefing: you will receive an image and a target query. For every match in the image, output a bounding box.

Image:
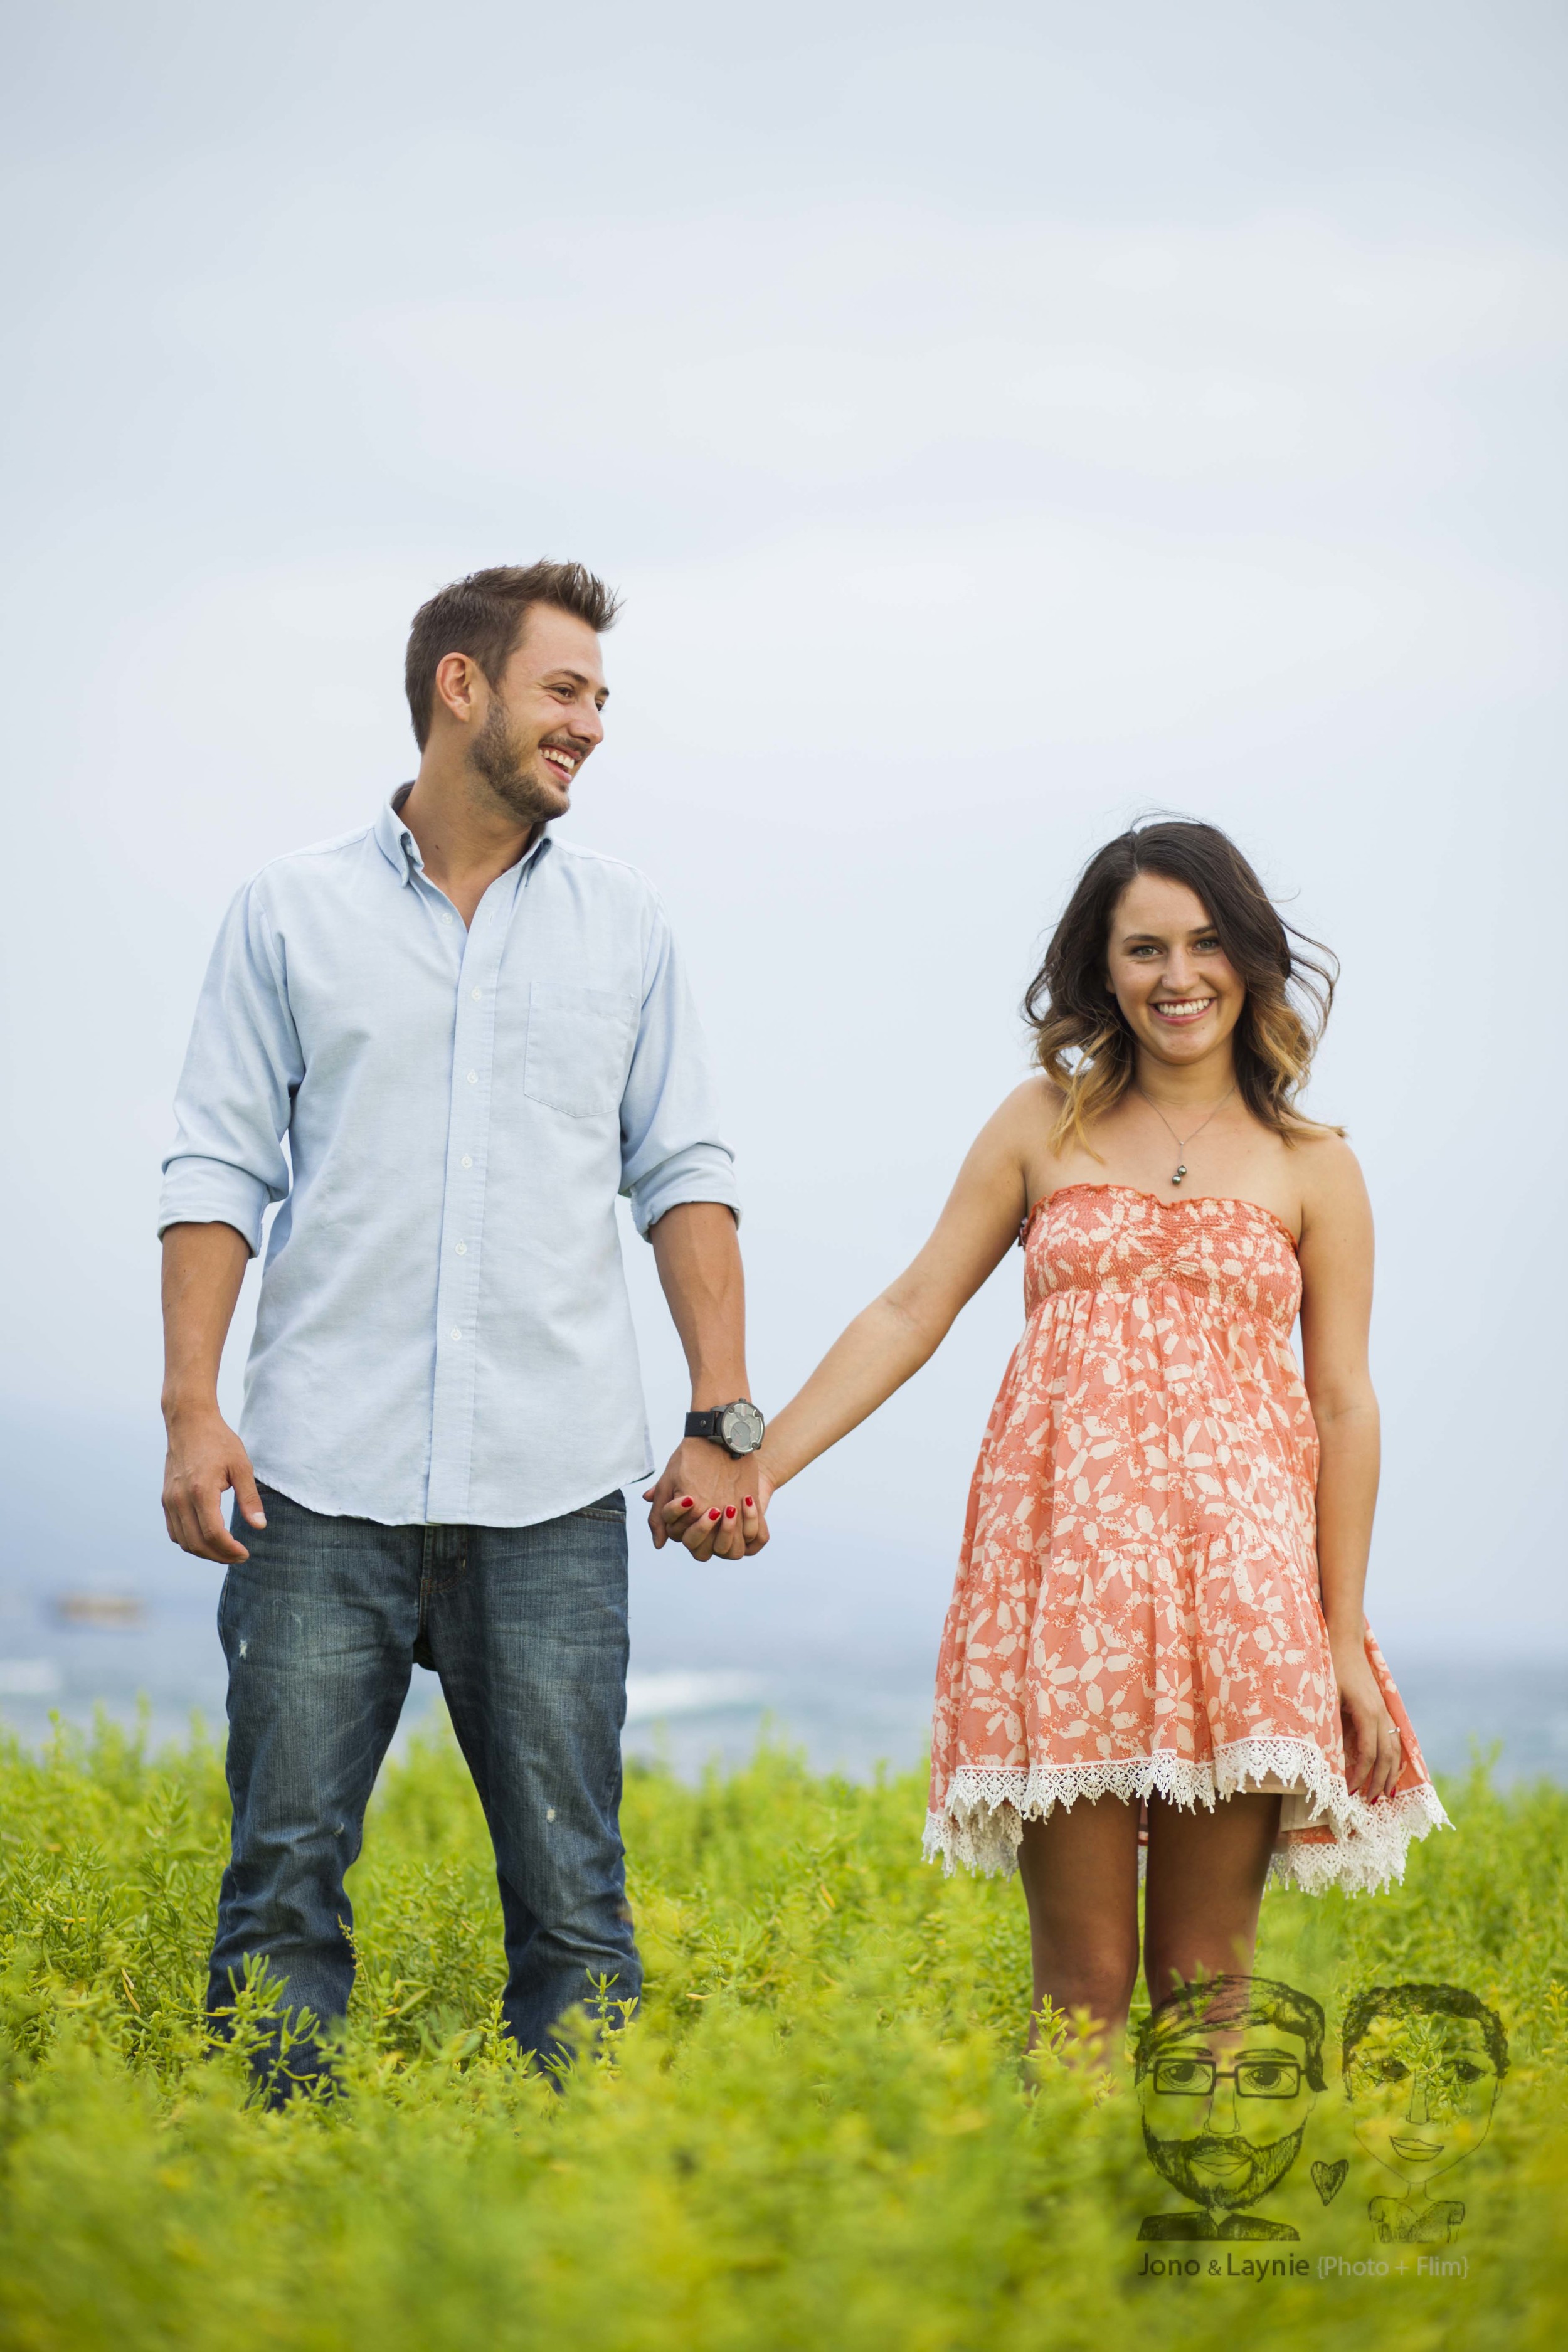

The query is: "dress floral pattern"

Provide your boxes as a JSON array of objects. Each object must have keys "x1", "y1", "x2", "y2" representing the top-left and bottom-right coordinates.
[{"x1": 924, "y1": 1185, "x2": 1448, "y2": 1892}]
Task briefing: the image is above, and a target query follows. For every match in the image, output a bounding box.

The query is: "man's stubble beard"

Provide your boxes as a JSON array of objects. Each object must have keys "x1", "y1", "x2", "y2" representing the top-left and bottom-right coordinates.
[
  {"x1": 1143, "y1": 2123, "x2": 1306, "y2": 2213},
  {"x1": 468, "y1": 699, "x2": 565, "y2": 829}
]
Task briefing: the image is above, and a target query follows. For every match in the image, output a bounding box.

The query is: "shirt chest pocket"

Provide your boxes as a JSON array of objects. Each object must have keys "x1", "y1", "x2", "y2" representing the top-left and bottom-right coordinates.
[{"x1": 522, "y1": 982, "x2": 637, "y2": 1119}]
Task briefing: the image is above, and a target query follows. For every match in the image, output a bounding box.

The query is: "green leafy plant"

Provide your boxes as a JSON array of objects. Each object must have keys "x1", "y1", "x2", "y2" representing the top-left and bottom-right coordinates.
[{"x1": 1, "y1": 1715, "x2": 1563, "y2": 2349}]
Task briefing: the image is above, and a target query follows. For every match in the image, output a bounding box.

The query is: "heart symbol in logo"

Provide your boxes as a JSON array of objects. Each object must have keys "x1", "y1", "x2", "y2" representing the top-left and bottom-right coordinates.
[{"x1": 1311, "y1": 2159, "x2": 1349, "y2": 2206}]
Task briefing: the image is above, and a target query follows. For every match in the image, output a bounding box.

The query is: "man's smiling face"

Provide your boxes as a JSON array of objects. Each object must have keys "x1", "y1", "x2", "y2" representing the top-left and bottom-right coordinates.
[
  {"x1": 467, "y1": 603, "x2": 608, "y2": 828},
  {"x1": 1141, "y1": 2021, "x2": 1317, "y2": 2212}
]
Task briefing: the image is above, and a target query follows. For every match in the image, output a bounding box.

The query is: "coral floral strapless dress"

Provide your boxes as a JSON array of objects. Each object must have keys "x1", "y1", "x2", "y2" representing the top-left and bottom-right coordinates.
[{"x1": 925, "y1": 1186, "x2": 1448, "y2": 1892}]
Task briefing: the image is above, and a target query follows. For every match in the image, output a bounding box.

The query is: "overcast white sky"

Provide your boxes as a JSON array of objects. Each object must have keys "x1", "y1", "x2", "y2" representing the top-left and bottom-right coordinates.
[{"x1": 3, "y1": 0, "x2": 1565, "y2": 1666}]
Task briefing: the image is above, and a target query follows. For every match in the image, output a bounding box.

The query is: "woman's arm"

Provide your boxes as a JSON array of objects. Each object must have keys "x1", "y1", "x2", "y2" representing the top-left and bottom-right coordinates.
[
  {"x1": 1296, "y1": 1140, "x2": 1399, "y2": 1800},
  {"x1": 662, "y1": 1093, "x2": 1036, "y2": 1556},
  {"x1": 755, "y1": 1088, "x2": 1037, "y2": 1497}
]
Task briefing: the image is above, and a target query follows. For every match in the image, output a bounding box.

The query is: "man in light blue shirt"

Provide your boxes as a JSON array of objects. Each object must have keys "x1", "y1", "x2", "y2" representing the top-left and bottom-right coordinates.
[{"x1": 159, "y1": 561, "x2": 769, "y2": 2094}]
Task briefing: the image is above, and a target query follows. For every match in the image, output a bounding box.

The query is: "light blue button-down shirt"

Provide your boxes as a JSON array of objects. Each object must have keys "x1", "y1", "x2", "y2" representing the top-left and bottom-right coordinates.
[{"x1": 159, "y1": 793, "x2": 741, "y2": 1527}]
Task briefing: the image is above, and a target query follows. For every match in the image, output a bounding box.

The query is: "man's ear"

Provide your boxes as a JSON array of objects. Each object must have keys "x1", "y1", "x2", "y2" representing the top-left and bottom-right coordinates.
[{"x1": 432, "y1": 651, "x2": 482, "y2": 728}]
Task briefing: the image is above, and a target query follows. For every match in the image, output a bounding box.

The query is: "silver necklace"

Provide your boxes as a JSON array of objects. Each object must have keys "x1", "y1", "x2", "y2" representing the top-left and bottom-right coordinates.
[{"x1": 1136, "y1": 1084, "x2": 1236, "y2": 1187}]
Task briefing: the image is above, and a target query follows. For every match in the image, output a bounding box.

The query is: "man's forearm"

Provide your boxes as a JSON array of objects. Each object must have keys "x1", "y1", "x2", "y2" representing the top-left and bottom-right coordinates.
[
  {"x1": 161, "y1": 1221, "x2": 251, "y2": 1420},
  {"x1": 644, "y1": 1203, "x2": 762, "y2": 1562},
  {"x1": 160, "y1": 1221, "x2": 266, "y2": 1563},
  {"x1": 649, "y1": 1202, "x2": 750, "y2": 1406}
]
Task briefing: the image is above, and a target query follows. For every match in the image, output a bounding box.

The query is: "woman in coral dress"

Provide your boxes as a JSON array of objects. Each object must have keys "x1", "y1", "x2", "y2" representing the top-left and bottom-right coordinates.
[{"x1": 725, "y1": 819, "x2": 1446, "y2": 2042}]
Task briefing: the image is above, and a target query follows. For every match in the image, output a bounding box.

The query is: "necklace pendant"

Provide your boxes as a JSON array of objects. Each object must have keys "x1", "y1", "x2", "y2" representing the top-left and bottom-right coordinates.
[{"x1": 1172, "y1": 1164, "x2": 1186, "y2": 1185}]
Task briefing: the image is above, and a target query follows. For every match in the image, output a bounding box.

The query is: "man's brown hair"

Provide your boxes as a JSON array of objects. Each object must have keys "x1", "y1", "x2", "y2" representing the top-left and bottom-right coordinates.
[{"x1": 404, "y1": 561, "x2": 622, "y2": 749}]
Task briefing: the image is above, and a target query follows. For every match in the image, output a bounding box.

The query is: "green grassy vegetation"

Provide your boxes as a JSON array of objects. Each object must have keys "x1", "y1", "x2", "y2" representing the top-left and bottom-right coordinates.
[{"x1": 1, "y1": 1715, "x2": 1563, "y2": 2350}]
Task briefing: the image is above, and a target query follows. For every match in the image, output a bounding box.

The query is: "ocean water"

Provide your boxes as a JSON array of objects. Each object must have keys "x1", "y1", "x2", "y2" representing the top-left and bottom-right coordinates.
[
  {"x1": 2, "y1": 1403, "x2": 1560, "y2": 1788},
  {"x1": 0, "y1": 1444, "x2": 935, "y2": 1771},
  {"x1": 1, "y1": 1572, "x2": 1564, "y2": 1792}
]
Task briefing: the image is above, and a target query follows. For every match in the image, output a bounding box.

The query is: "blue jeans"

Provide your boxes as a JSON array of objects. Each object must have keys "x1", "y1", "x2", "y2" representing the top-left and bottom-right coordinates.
[{"x1": 209, "y1": 1483, "x2": 638, "y2": 2094}]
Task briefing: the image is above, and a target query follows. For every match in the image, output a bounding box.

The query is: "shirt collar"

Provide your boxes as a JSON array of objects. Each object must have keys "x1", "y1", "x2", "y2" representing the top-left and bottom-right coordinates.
[{"x1": 374, "y1": 785, "x2": 553, "y2": 889}]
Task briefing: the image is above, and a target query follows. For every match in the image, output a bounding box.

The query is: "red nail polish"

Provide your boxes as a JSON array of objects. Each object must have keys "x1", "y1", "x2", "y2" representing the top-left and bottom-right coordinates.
[
  {"x1": 725, "y1": 1506, "x2": 736, "y2": 1519},
  {"x1": 681, "y1": 1498, "x2": 693, "y2": 1510},
  {"x1": 708, "y1": 1509, "x2": 720, "y2": 1521},
  {"x1": 744, "y1": 1498, "x2": 753, "y2": 1509}
]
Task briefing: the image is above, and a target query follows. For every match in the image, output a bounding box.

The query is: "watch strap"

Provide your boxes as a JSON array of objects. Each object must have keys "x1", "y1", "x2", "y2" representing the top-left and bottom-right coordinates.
[{"x1": 684, "y1": 1401, "x2": 765, "y2": 1454}]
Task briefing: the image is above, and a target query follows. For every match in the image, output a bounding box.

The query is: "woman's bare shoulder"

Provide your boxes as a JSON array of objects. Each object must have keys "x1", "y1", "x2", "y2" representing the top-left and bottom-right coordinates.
[
  {"x1": 985, "y1": 1074, "x2": 1066, "y2": 1153},
  {"x1": 937, "y1": 1078, "x2": 1056, "y2": 1228},
  {"x1": 982, "y1": 1075, "x2": 1076, "y2": 1205},
  {"x1": 1293, "y1": 1125, "x2": 1371, "y2": 1226},
  {"x1": 997, "y1": 1072, "x2": 1063, "y2": 1123}
]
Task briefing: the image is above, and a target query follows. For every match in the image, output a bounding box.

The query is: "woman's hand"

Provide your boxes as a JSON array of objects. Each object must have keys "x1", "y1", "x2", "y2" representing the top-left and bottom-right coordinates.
[
  {"x1": 657, "y1": 1458, "x2": 776, "y2": 1561},
  {"x1": 655, "y1": 1469, "x2": 770, "y2": 1562},
  {"x1": 1331, "y1": 1634, "x2": 1402, "y2": 1801}
]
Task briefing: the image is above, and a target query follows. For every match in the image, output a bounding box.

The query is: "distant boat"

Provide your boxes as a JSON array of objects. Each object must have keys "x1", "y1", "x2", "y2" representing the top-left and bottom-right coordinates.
[{"x1": 53, "y1": 1593, "x2": 147, "y2": 1628}]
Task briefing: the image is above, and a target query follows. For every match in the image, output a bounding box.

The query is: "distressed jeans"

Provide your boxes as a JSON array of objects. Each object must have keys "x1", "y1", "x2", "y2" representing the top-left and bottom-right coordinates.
[{"x1": 208, "y1": 1482, "x2": 638, "y2": 2095}]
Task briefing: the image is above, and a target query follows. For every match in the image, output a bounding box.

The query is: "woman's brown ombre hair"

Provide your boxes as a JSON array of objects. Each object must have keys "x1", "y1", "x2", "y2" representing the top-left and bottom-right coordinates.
[{"x1": 1024, "y1": 820, "x2": 1340, "y2": 1153}]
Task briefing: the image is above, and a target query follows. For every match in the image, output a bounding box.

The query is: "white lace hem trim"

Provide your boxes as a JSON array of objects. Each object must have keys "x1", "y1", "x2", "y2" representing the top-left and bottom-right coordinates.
[{"x1": 921, "y1": 1741, "x2": 1451, "y2": 1895}]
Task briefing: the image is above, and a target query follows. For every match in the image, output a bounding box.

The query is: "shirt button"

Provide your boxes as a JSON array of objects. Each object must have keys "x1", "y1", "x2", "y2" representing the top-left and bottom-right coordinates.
[
  {"x1": 441, "y1": 912, "x2": 454, "y2": 926},
  {"x1": 460, "y1": 1155, "x2": 473, "y2": 1170},
  {"x1": 466, "y1": 1069, "x2": 478, "y2": 1084},
  {"x1": 470, "y1": 987, "x2": 482, "y2": 1001},
  {"x1": 448, "y1": 1327, "x2": 461, "y2": 1342},
  {"x1": 455, "y1": 1241, "x2": 467, "y2": 1256}
]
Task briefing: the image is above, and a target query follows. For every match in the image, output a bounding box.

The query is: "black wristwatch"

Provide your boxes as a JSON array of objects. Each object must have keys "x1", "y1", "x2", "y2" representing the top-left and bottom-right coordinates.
[{"x1": 684, "y1": 1401, "x2": 766, "y2": 1456}]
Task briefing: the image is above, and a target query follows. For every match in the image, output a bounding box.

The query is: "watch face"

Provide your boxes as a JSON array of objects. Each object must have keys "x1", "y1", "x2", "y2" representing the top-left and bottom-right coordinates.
[{"x1": 720, "y1": 1401, "x2": 765, "y2": 1454}]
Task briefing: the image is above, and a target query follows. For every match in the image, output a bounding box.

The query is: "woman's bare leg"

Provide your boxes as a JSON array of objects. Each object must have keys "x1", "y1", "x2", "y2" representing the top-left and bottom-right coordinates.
[
  {"x1": 1015, "y1": 1797, "x2": 1142, "y2": 2046},
  {"x1": 1141, "y1": 1792, "x2": 1283, "y2": 2011}
]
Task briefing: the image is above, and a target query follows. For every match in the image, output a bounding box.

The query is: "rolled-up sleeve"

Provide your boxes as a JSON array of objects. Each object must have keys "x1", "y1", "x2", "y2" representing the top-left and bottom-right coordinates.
[
  {"x1": 619, "y1": 895, "x2": 741, "y2": 1240},
  {"x1": 157, "y1": 882, "x2": 302, "y2": 1254}
]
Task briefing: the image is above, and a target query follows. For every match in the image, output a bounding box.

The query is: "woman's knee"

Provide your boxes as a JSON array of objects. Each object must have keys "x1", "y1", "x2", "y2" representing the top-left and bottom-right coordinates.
[{"x1": 1032, "y1": 1931, "x2": 1138, "y2": 2011}]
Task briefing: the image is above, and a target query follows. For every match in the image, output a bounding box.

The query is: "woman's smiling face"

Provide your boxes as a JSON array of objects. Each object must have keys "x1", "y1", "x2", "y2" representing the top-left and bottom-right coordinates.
[
  {"x1": 1347, "y1": 2015, "x2": 1501, "y2": 2187},
  {"x1": 1105, "y1": 872, "x2": 1246, "y2": 1070}
]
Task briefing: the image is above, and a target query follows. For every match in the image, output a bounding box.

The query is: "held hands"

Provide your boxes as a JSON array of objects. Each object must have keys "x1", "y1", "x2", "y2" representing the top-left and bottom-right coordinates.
[
  {"x1": 162, "y1": 1406, "x2": 267, "y2": 1564},
  {"x1": 644, "y1": 1437, "x2": 771, "y2": 1562},
  {"x1": 1331, "y1": 1631, "x2": 1403, "y2": 1802}
]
